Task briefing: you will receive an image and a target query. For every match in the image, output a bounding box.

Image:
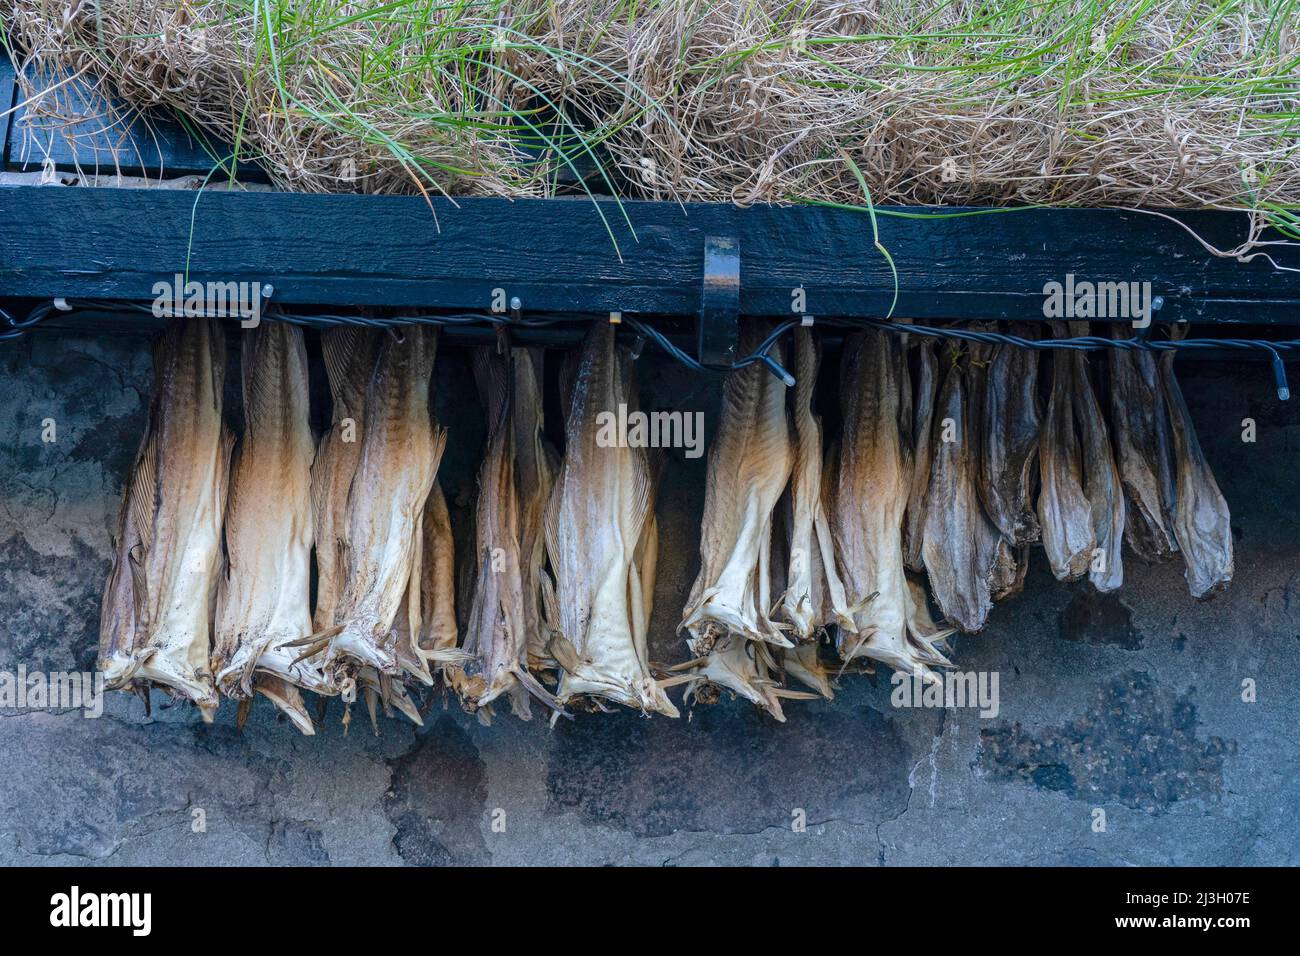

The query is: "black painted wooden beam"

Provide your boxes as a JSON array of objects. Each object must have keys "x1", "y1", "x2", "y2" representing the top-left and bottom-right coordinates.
[{"x1": 1, "y1": 185, "x2": 1296, "y2": 325}]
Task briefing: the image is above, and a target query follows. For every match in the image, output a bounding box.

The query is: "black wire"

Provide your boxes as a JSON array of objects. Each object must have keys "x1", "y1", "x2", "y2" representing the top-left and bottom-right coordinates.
[{"x1": 5, "y1": 298, "x2": 1297, "y2": 397}]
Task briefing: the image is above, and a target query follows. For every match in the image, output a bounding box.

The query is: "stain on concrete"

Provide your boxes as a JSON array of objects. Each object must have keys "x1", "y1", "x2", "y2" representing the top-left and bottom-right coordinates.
[
  {"x1": 1261, "y1": 574, "x2": 1300, "y2": 641},
  {"x1": 546, "y1": 702, "x2": 912, "y2": 837},
  {"x1": 383, "y1": 716, "x2": 490, "y2": 865},
  {"x1": 69, "y1": 411, "x2": 148, "y2": 470},
  {"x1": 1057, "y1": 586, "x2": 1141, "y2": 649},
  {"x1": 980, "y1": 670, "x2": 1235, "y2": 810},
  {"x1": 0, "y1": 533, "x2": 106, "y2": 671},
  {"x1": 267, "y1": 820, "x2": 330, "y2": 865},
  {"x1": 0, "y1": 713, "x2": 284, "y2": 860}
]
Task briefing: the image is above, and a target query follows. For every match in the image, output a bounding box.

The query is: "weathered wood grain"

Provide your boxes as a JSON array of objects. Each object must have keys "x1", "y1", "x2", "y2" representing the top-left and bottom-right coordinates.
[{"x1": 0, "y1": 186, "x2": 1296, "y2": 325}]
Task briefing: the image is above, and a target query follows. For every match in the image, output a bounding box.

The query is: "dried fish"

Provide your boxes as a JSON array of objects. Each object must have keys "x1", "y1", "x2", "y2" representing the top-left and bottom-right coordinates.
[
  {"x1": 921, "y1": 353, "x2": 993, "y2": 633},
  {"x1": 310, "y1": 327, "x2": 447, "y2": 687},
  {"x1": 418, "y1": 481, "x2": 459, "y2": 659},
  {"x1": 682, "y1": 321, "x2": 794, "y2": 648},
  {"x1": 212, "y1": 323, "x2": 330, "y2": 734},
  {"x1": 768, "y1": 466, "x2": 835, "y2": 702},
  {"x1": 833, "y1": 330, "x2": 951, "y2": 678},
  {"x1": 512, "y1": 348, "x2": 560, "y2": 671},
  {"x1": 780, "y1": 327, "x2": 854, "y2": 642},
  {"x1": 1038, "y1": 324, "x2": 1095, "y2": 581},
  {"x1": 902, "y1": 338, "x2": 938, "y2": 571},
  {"x1": 545, "y1": 323, "x2": 677, "y2": 717},
  {"x1": 1159, "y1": 341, "x2": 1233, "y2": 598},
  {"x1": 99, "y1": 318, "x2": 232, "y2": 718},
  {"x1": 979, "y1": 329, "x2": 1042, "y2": 547},
  {"x1": 450, "y1": 347, "x2": 556, "y2": 719},
  {"x1": 1108, "y1": 328, "x2": 1178, "y2": 562},
  {"x1": 1068, "y1": 323, "x2": 1125, "y2": 592},
  {"x1": 97, "y1": 424, "x2": 154, "y2": 702},
  {"x1": 311, "y1": 327, "x2": 379, "y2": 636},
  {"x1": 680, "y1": 633, "x2": 812, "y2": 720},
  {"x1": 782, "y1": 640, "x2": 835, "y2": 700}
]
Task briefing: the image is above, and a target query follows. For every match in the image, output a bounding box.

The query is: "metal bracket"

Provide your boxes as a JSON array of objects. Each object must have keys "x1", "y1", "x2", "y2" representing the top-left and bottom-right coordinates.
[{"x1": 699, "y1": 235, "x2": 740, "y2": 366}]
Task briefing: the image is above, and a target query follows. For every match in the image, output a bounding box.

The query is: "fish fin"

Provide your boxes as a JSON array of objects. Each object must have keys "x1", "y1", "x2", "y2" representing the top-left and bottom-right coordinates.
[
  {"x1": 770, "y1": 688, "x2": 822, "y2": 701},
  {"x1": 285, "y1": 622, "x2": 345, "y2": 649},
  {"x1": 545, "y1": 632, "x2": 585, "y2": 675},
  {"x1": 515, "y1": 665, "x2": 572, "y2": 720},
  {"x1": 255, "y1": 676, "x2": 316, "y2": 736}
]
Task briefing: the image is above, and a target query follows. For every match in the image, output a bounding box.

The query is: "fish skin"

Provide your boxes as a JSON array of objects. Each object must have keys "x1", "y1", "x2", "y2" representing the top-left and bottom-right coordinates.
[
  {"x1": 988, "y1": 541, "x2": 1029, "y2": 602},
  {"x1": 833, "y1": 330, "x2": 950, "y2": 679},
  {"x1": 1038, "y1": 324, "x2": 1096, "y2": 581},
  {"x1": 511, "y1": 348, "x2": 560, "y2": 671},
  {"x1": 902, "y1": 338, "x2": 938, "y2": 571},
  {"x1": 682, "y1": 320, "x2": 794, "y2": 648},
  {"x1": 1159, "y1": 343, "x2": 1233, "y2": 598},
  {"x1": 979, "y1": 330, "x2": 1042, "y2": 547},
  {"x1": 546, "y1": 323, "x2": 677, "y2": 717},
  {"x1": 102, "y1": 318, "x2": 231, "y2": 718},
  {"x1": 1068, "y1": 323, "x2": 1125, "y2": 592},
  {"x1": 1108, "y1": 327, "x2": 1179, "y2": 562},
  {"x1": 921, "y1": 356, "x2": 993, "y2": 633},
  {"x1": 324, "y1": 326, "x2": 446, "y2": 684},
  {"x1": 98, "y1": 424, "x2": 156, "y2": 691},
  {"x1": 781, "y1": 328, "x2": 855, "y2": 642},
  {"x1": 451, "y1": 346, "x2": 539, "y2": 719},
  {"x1": 418, "y1": 480, "x2": 459, "y2": 657},
  {"x1": 782, "y1": 640, "x2": 835, "y2": 699},
  {"x1": 212, "y1": 323, "x2": 330, "y2": 732},
  {"x1": 311, "y1": 327, "x2": 380, "y2": 634}
]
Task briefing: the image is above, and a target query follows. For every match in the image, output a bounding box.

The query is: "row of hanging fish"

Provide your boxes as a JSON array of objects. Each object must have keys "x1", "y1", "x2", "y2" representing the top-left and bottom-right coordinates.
[
  {"x1": 99, "y1": 318, "x2": 455, "y2": 732},
  {"x1": 933, "y1": 319, "x2": 1234, "y2": 610},
  {"x1": 98, "y1": 317, "x2": 1232, "y2": 732}
]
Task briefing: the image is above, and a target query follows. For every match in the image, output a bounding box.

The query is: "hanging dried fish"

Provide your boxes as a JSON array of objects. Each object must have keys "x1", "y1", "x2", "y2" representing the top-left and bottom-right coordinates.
[
  {"x1": 311, "y1": 327, "x2": 379, "y2": 637},
  {"x1": 212, "y1": 323, "x2": 330, "y2": 734},
  {"x1": 418, "y1": 481, "x2": 459, "y2": 660},
  {"x1": 979, "y1": 328, "x2": 1042, "y2": 547},
  {"x1": 1038, "y1": 324, "x2": 1095, "y2": 581},
  {"x1": 1068, "y1": 323, "x2": 1125, "y2": 592},
  {"x1": 450, "y1": 347, "x2": 557, "y2": 720},
  {"x1": 679, "y1": 632, "x2": 803, "y2": 718},
  {"x1": 512, "y1": 348, "x2": 561, "y2": 671},
  {"x1": 98, "y1": 425, "x2": 155, "y2": 705},
  {"x1": 764, "y1": 476, "x2": 834, "y2": 703},
  {"x1": 304, "y1": 327, "x2": 447, "y2": 688},
  {"x1": 780, "y1": 327, "x2": 854, "y2": 642},
  {"x1": 99, "y1": 317, "x2": 232, "y2": 719},
  {"x1": 1159, "y1": 339, "x2": 1233, "y2": 598},
  {"x1": 833, "y1": 330, "x2": 951, "y2": 678},
  {"x1": 1109, "y1": 328, "x2": 1178, "y2": 562},
  {"x1": 902, "y1": 337, "x2": 938, "y2": 571},
  {"x1": 921, "y1": 351, "x2": 993, "y2": 633},
  {"x1": 682, "y1": 321, "x2": 794, "y2": 648},
  {"x1": 545, "y1": 323, "x2": 677, "y2": 717}
]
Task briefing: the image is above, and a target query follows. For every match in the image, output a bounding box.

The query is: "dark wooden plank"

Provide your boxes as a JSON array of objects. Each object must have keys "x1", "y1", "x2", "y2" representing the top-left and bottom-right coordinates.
[
  {"x1": 0, "y1": 187, "x2": 1296, "y2": 324},
  {"x1": 4, "y1": 65, "x2": 259, "y2": 178}
]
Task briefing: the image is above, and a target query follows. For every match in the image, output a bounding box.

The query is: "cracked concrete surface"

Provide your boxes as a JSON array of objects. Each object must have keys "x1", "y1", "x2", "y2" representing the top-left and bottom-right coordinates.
[{"x1": 0, "y1": 330, "x2": 1296, "y2": 866}]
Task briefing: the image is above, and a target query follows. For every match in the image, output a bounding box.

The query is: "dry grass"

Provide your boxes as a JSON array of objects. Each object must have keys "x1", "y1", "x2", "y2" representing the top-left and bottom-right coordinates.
[{"x1": 3, "y1": 1, "x2": 1298, "y2": 221}]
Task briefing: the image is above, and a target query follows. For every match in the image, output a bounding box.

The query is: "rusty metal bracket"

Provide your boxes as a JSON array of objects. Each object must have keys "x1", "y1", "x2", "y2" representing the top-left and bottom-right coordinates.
[{"x1": 699, "y1": 235, "x2": 740, "y2": 366}]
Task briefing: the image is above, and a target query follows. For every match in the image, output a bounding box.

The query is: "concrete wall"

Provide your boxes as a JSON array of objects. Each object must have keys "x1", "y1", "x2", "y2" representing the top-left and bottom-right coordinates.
[{"x1": 0, "y1": 329, "x2": 1295, "y2": 866}]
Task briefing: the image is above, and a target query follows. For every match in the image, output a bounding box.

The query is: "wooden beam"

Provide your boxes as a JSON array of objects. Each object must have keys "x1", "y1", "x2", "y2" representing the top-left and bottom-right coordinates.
[{"x1": 1, "y1": 185, "x2": 1296, "y2": 325}]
